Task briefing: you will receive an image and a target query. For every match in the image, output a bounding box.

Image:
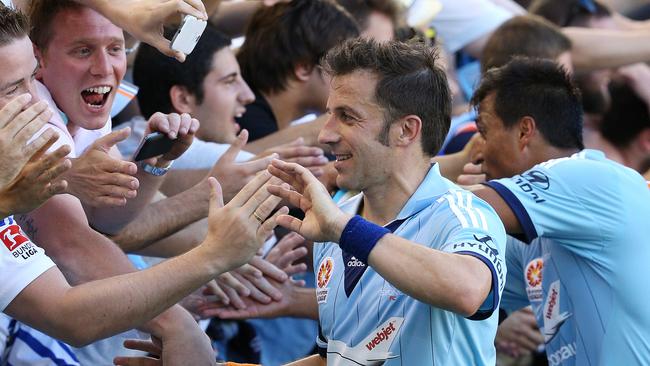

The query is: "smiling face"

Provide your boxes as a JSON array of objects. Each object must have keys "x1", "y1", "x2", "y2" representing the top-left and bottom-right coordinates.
[
  {"x1": 318, "y1": 70, "x2": 395, "y2": 191},
  {"x1": 187, "y1": 48, "x2": 254, "y2": 144},
  {"x1": 35, "y1": 7, "x2": 126, "y2": 131},
  {"x1": 0, "y1": 36, "x2": 40, "y2": 108}
]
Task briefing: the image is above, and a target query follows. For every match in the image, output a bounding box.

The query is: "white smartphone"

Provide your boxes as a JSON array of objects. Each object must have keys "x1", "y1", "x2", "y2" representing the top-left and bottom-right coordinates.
[{"x1": 170, "y1": 15, "x2": 207, "y2": 55}]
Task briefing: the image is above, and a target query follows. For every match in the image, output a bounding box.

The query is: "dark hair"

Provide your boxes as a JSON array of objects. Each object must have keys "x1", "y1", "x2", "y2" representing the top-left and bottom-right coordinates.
[
  {"x1": 529, "y1": 0, "x2": 611, "y2": 27},
  {"x1": 324, "y1": 38, "x2": 451, "y2": 156},
  {"x1": 237, "y1": 0, "x2": 359, "y2": 95},
  {"x1": 601, "y1": 81, "x2": 649, "y2": 148},
  {"x1": 482, "y1": 16, "x2": 571, "y2": 73},
  {"x1": 29, "y1": 0, "x2": 83, "y2": 51},
  {"x1": 336, "y1": 0, "x2": 402, "y2": 31},
  {"x1": 0, "y1": 6, "x2": 29, "y2": 46},
  {"x1": 134, "y1": 26, "x2": 231, "y2": 119},
  {"x1": 471, "y1": 58, "x2": 584, "y2": 150}
]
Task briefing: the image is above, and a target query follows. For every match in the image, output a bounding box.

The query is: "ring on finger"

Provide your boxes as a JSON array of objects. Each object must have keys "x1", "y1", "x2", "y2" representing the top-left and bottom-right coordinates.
[{"x1": 253, "y1": 211, "x2": 264, "y2": 224}]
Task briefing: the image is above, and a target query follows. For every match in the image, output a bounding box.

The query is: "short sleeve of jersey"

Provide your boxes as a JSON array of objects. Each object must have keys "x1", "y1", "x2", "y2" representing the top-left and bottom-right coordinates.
[
  {"x1": 435, "y1": 190, "x2": 507, "y2": 320},
  {"x1": 484, "y1": 158, "x2": 610, "y2": 249},
  {"x1": 0, "y1": 216, "x2": 55, "y2": 311},
  {"x1": 500, "y1": 237, "x2": 530, "y2": 313}
]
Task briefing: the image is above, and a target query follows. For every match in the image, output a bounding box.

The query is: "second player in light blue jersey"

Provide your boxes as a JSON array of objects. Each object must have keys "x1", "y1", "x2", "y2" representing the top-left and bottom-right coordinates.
[{"x1": 469, "y1": 58, "x2": 650, "y2": 365}]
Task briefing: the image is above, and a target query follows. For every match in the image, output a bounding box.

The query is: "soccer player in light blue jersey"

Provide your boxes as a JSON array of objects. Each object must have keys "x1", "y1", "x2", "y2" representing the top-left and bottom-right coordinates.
[
  {"x1": 468, "y1": 58, "x2": 650, "y2": 365},
  {"x1": 255, "y1": 38, "x2": 508, "y2": 366}
]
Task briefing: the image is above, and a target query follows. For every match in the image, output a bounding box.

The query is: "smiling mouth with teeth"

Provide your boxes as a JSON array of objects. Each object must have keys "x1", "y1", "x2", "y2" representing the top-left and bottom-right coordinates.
[
  {"x1": 81, "y1": 86, "x2": 112, "y2": 107},
  {"x1": 336, "y1": 154, "x2": 352, "y2": 162}
]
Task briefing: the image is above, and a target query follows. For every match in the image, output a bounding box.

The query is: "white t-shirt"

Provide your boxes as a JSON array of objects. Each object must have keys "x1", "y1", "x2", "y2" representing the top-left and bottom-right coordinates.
[
  {"x1": 0, "y1": 216, "x2": 55, "y2": 312},
  {"x1": 431, "y1": 0, "x2": 514, "y2": 53},
  {"x1": 116, "y1": 116, "x2": 254, "y2": 169},
  {"x1": 0, "y1": 0, "x2": 13, "y2": 7}
]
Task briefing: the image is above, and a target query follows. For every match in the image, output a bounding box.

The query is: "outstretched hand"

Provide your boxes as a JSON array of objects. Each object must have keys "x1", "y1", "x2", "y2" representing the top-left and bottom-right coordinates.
[
  {"x1": 201, "y1": 170, "x2": 288, "y2": 273},
  {"x1": 267, "y1": 159, "x2": 351, "y2": 243},
  {"x1": 91, "y1": 0, "x2": 208, "y2": 62}
]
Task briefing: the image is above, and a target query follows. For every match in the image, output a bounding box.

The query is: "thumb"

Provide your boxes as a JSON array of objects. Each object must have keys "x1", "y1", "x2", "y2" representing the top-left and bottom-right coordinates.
[
  {"x1": 220, "y1": 129, "x2": 249, "y2": 163},
  {"x1": 208, "y1": 177, "x2": 225, "y2": 209},
  {"x1": 93, "y1": 128, "x2": 131, "y2": 152}
]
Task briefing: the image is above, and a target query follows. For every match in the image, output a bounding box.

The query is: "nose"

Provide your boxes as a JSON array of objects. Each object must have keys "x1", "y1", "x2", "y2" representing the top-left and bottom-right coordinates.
[
  {"x1": 26, "y1": 79, "x2": 41, "y2": 104},
  {"x1": 317, "y1": 114, "x2": 340, "y2": 146},
  {"x1": 90, "y1": 51, "x2": 112, "y2": 77},
  {"x1": 238, "y1": 79, "x2": 255, "y2": 105}
]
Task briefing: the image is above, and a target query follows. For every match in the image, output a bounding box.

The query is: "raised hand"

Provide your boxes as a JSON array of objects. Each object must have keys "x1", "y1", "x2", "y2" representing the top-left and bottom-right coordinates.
[
  {"x1": 201, "y1": 171, "x2": 288, "y2": 273},
  {"x1": 0, "y1": 95, "x2": 56, "y2": 188},
  {"x1": 495, "y1": 307, "x2": 543, "y2": 358},
  {"x1": 260, "y1": 137, "x2": 328, "y2": 177},
  {"x1": 264, "y1": 232, "x2": 309, "y2": 276},
  {"x1": 267, "y1": 159, "x2": 351, "y2": 243},
  {"x1": 63, "y1": 128, "x2": 138, "y2": 207},
  {"x1": 0, "y1": 134, "x2": 71, "y2": 215},
  {"x1": 209, "y1": 129, "x2": 278, "y2": 203},
  {"x1": 145, "y1": 112, "x2": 200, "y2": 164},
  {"x1": 90, "y1": 0, "x2": 208, "y2": 62}
]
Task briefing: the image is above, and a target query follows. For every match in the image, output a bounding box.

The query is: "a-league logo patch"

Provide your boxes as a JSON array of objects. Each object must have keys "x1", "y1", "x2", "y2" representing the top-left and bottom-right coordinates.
[
  {"x1": 317, "y1": 257, "x2": 334, "y2": 304},
  {"x1": 525, "y1": 258, "x2": 544, "y2": 302}
]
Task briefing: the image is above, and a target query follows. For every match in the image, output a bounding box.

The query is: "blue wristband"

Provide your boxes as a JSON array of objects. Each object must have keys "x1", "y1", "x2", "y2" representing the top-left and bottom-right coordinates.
[{"x1": 339, "y1": 215, "x2": 390, "y2": 263}]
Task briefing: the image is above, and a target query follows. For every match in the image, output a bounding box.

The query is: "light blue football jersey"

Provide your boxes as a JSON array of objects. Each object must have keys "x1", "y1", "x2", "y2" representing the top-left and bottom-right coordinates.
[
  {"x1": 487, "y1": 150, "x2": 650, "y2": 365},
  {"x1": 314, "y1": 164, "x2": 507, "y2": 365}
]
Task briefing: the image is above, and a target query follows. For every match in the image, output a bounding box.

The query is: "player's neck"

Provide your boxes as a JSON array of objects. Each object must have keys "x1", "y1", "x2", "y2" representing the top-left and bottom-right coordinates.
[
  {"x1": 360, "y1": 158, "x2": 431, "y2": 226},
  {"x1": 534, "y1": 144, "x2": 580, "y2": 165}
]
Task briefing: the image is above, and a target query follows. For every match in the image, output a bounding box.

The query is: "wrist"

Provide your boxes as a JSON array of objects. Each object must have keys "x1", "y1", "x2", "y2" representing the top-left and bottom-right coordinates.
[
  {"x1": 140, "y1": 304, "x2": 195, "y2": 339},
  {"x1": 330, "y1": 213, "x2": 353, "y2": 242},
  {"x1": 338, "y1": 215, "x2": 390, "y2": 264}
]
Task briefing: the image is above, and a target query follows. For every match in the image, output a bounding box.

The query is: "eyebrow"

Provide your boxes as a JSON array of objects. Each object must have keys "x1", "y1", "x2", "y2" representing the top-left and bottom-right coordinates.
[
  {"x1": 0, "y1": 64, "x2": 38, "y2": 91},
  {"x1": 217, "y1": 72, "x2": 238, "y2": 82},
  {"x1": 68, "y1": 37, "x2": 125, "y2": 47}
]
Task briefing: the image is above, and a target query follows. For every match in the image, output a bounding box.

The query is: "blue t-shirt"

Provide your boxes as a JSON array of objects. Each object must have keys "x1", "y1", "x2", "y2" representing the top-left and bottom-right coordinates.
[
  {"x1": 487, "y1": 149, "x2": 650, "y2": 365},
  {"x1": 314, "y1": 164, "x2": 506, "y2": 365}
]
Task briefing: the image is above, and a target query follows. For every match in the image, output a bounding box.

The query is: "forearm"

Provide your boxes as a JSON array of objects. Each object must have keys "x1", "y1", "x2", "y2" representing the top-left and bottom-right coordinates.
[
  {"x1": 161, "y1": 169, "x2": 208, "y2": 197},
  {"x1": 565, "y1": 27, "x2": 650, "y2": 71},
  {"x1": 133, "y1": 218, "x2": 207, "y2": 258},
  {"x1": 288, "y1": 288, "x2": 319, "y2": 319},
  {"x1": 368, "y1": 235, "x2": 491, "y2": 316},
  {"x1": 433, "y1": 152, "x2": 470, "y2": 182},
  {"x1": 66, "y1": 247, "x2": 220, "y2": 337},
  {"x1": 87, "y1": 168, "x2": 166, "y2": 235},
  {"x1": 110, "y1": 180, "x2": 210, "y2": 252},
  {"x1": 246, "y1": 117, "x2": 327, "y2": 154},
  {"x1": 285, "y1": 354, "x2": 326, "y2": 366}
]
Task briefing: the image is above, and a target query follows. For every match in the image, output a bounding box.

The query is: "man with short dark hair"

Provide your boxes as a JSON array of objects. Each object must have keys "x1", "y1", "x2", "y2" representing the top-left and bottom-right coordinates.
[
  {"x1": 468, "y1": 58, "x2": 650, "y2": 365},
  {"x1": 211, "y1": 38, "x2": 507, "y2": 366}
]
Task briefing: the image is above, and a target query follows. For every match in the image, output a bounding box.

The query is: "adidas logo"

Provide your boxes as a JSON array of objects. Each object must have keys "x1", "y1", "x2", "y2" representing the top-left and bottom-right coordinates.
[{"x1": 347, "y1": 256, "x2": 366, "y2": 267}]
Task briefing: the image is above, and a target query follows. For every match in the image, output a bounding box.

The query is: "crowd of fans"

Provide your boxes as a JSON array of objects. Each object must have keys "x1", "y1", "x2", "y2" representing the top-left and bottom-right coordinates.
[{"x1": 0, "y1": 0, "x2": 649, "y2": 365}]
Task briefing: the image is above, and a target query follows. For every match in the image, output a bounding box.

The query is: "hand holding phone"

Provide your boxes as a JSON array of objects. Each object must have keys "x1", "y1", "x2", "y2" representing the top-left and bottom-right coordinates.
[
  {"x1": 133, "y1": 132, "x2": 176, "y2": 162},
  {"x1": 170, "y1": 15, "x2": 208, "y2": 55}
]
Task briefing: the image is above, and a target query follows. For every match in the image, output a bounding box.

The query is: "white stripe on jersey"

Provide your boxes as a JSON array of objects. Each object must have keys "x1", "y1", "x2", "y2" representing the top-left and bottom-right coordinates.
[
  {"x1": 444, "y1": 193, "x2": 469, "y2": 228},
  {"x1": 442, "y1": 191, "x2": 489, "y2": 230},
  {"x1": 456, "y1": 191, "x2": 478, "y2": 228}
]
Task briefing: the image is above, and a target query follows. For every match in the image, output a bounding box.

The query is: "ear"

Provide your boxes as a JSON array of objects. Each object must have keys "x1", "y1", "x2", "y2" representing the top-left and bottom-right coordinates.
[
  {"x1": 393, "y1": 115, "x2": 422, "y2": 148},
  {"x1": 33, "y1": 44, "x2": 45, "y2": 78},
  {"x1": 517, "y1": 116, "x2": 536, "y2": 150},
  {"x1": 169, "y1": 85, "x2": 195, "y2": 114},
  {"x1": 638, "y1": 128, "x2": 650, "y2": 153},
  {"x1": 294, "y1": 63, "x2": 314, "y2": 82}
]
